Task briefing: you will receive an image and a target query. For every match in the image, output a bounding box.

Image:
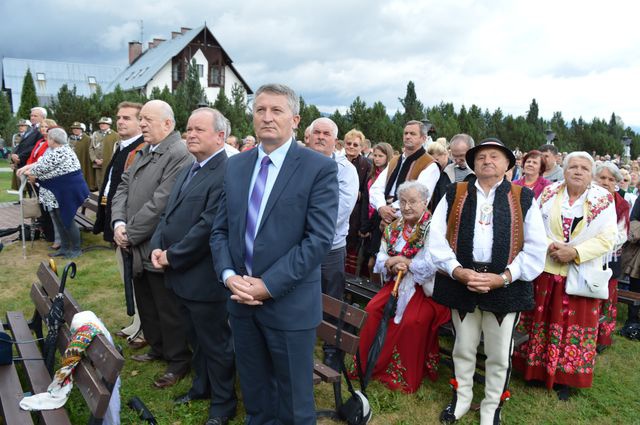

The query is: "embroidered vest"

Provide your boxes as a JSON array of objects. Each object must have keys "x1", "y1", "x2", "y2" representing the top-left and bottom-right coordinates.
[{"x1": 432, "y1": 178, "x2": 535, "y2": 314}]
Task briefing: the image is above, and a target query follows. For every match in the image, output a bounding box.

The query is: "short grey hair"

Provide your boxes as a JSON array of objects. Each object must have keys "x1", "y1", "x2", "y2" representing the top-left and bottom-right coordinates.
[
  {"x1": 397, "y1": 180, "x2": 429, "y2": 202},
  {"x1": 310, "y1": 117, "x2": 339, "y2": 139},
  {"x1": 254, "y1": 83, "x2": 300, "y2": 115},
  {"x1": 191, "y1": 107, "x2": 228, "y2": 135},
  {"x1": 31, "y1": 107, "x2": 47, "y2": 118},
  {"x1": 405, "y1": 120, "x2": 428, "y2": 137},
  {"x1": 224, "y1": 117, "x2": 231, "y2": 140},
  {"x1": 144, "y1": 99, "x2": 175, "y2": 126},
  {"x1": 564, "y1": 151, "x2": 595, "y2": 174},
  {"x1": 47, "y1": 127, "x2": 68, "y2": 145},
  {"x1": 450, "y1": 133, "x2": 475, "y2": 149},
  {"x1": 595, "y1": 162, "x2": 623, "y2": 182}
]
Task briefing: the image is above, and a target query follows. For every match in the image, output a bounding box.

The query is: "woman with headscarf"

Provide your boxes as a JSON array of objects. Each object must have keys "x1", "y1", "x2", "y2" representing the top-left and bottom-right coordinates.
[{"x1": 513, "y1": 152, "x2": 617, "y2": 400}]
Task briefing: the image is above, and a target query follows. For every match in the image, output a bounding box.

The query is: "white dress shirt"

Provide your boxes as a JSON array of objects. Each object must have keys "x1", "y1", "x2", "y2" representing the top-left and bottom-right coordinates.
[
  {"x1": 429, "y1": 179, "x2": 547, "y2": 283},
  {"x1": 332, "y1": 152, "x2": 359, "y2": 249}
]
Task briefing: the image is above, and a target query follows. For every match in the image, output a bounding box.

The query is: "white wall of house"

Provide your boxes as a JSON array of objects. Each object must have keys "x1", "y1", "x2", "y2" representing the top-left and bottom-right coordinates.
[{"x1": 145, "y1": 61, "x2": 172, "y2": 97}]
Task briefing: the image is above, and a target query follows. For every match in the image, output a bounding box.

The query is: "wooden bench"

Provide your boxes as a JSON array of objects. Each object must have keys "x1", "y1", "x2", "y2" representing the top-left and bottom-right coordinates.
[
  {"x1": 315, "y1": 294, "x2": 367, "y2": 420},
  {"x1": 344, "y1": 274, "x2": 380, "y2": 305},
  {"x1": 618, "y1": 289, "x2": 640, "y2": 306},
  {"x1": 75, "y1": 193, "x2": 99, "y2": 232},
  {"x1": 0, "y1": 261, "x2": 124, "y2": 425}
]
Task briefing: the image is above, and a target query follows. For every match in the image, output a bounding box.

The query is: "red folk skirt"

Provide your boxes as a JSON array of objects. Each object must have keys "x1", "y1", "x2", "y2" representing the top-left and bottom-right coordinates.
[
  {"x1": 513, "y1": 272, "x2": 601, "y2": 389},
  {"x1": 596, "y1": 277, "x2": 617, "y2": 347},
  {"x1": 354, "y1": 280, "x2": 450, "y2": 393}
]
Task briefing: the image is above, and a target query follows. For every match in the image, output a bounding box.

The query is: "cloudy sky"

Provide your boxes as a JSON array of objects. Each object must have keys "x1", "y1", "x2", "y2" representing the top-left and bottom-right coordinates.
[{"x1": 2, "y1": 0, "x2": 639, "y2": 127}]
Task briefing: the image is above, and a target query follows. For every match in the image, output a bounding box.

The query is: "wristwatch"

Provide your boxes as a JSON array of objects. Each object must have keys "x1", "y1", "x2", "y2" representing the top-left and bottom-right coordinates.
[{"x1": 500, "y1": 272, "x2": 511, "y2": 288}]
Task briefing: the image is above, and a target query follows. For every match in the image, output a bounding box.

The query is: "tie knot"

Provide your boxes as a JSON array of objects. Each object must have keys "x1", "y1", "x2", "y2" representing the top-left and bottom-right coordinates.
[
  {"x1": 191, "y1": 162, "x2": 201, "y2": 172},
  {"x1": 261, "y1": 156, "x2": 271, "y2": 167}
]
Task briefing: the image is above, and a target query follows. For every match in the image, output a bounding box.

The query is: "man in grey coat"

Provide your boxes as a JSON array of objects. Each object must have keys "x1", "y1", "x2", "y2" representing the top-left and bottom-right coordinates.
[{"x1": 111, "y1": 100, "x2": 192, "y2": 388}]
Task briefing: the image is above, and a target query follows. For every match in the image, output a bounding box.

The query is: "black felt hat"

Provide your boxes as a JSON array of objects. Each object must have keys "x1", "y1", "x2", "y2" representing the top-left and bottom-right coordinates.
[{"x1": 465, "y1": 138, "x2": 516, "y2": 171}]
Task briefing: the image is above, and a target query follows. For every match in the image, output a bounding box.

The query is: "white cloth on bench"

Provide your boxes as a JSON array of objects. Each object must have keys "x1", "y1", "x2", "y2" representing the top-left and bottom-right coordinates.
[{"x1": 19, "y1": 311, "x2": 121, "y2": 425}]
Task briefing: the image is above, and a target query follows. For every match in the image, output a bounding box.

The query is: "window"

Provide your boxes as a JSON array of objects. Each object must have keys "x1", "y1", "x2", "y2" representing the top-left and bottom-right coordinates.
[
  {"x1": 172, "y1": 62, "x2": 183, "y2": 82},
  {"x1": 209, "y1": 64, "x2": 224, "y2": 87},
  {"x1": 88, "y1": 76, "x2": 97, "y2": 84},
  {"x1": 36, "y1": 72, "x2": 46, "y2": 81},
  {"x1": 197, "y1": 64, "x2": 204, "y2": 78}
]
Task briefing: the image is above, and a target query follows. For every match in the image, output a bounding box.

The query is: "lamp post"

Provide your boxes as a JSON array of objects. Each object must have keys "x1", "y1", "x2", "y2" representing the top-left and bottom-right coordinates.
[
  {"x1": 544, "y1": 128, "x2": 556, "y2": 145},
  {"x1": 622, "y1": 135, "x2": 632, "y2": 164}
]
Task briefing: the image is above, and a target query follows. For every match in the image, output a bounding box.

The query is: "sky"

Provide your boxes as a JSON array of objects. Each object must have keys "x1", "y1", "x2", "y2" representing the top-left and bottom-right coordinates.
[{"x1": 2, "y1": 0, "x2": 640, "y2": 128}]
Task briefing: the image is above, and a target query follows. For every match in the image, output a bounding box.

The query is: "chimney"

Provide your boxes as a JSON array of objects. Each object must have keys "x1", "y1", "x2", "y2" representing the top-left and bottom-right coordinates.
[
  {"x1": 171, "y1": 31, "x2": 181, "y2": 39},
  {"x1": 148, "y1": 41, "x2": 156, "y2": 49},
  {"x1": 180, "y1": 27, "x2": 191, "y2": 34},
  {"x1": 153, "y1": 38, "x2": 166, "y2": 46},
  {"x1": 128, "y1": 41, "x2": 142, "y2": 64}
]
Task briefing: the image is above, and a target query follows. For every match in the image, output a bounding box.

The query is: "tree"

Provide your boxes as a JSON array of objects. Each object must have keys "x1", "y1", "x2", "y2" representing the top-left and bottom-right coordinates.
[
  {"x1": 49, "y1": 84, "x2": 91, "y2": 130},
  {"x1": 227, "y1": 83, "x2": 252, "y2": 138},
  {"x1": 525, "y1": 98, "x2": 540, "y2": 128},
  {"x1": 212, "y1": 89, "x2": 232, "y2": 122},
  {"x1": 399, "y1": 81, "x2": 425, "y2": 122},
  {"x1": 173, "y1": 59, "x2": 206, "y2": 131},
  {"x1": 17, "y1": 68, "x2": 39, "y2": 119},
  {"x1": 0, "y1": 90, "x2": 15, "y2": 144},
  {"x1": 298, "y1": 96, "x2": 321, "y2": 140}
]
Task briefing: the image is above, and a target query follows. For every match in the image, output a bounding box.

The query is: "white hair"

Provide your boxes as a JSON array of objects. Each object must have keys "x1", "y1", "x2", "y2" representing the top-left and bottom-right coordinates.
[
  {"x1": 397, "y1": 180, "x2": 430, "y2": 202},
  {"x1": 564, "y1": 151, "x2": 595, "y2": 174},
  {"x1": 47, "y1": 127, "x2": 68, "y2": 145},
  {"x1": 595, "y1": 162, "x2": 623, "y2": 182},
  {"x1": 31, "y1": 107, "x2": 47, "y2": 118},
  {"x1": 310, "y1": 117, "x2": 339, "y2": 139}
]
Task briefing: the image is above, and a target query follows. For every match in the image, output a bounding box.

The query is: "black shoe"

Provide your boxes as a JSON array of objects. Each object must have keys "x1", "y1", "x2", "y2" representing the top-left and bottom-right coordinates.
[
  {"x1": 596, "y1": 344, "x2": 608, "y2": 354},
  {"x1": 439, "y1": 404, "x2": 457, "y2": 424},
  {"x1": 204, "y1": 417, "x2": 229, "y2": 425},
  {"x1": 554, "y1": 384, "x2": 571, "y2": 401},
  {"x1": 174, "y1": 392, "x2": 208, "y2": 404}
]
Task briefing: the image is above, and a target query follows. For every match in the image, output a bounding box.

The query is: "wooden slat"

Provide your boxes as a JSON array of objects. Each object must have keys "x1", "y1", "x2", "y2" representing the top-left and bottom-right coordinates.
[
  {"x1": 317, "y1": 322, "x2": 360, "y2": 355},
  {"x1": 6, "y1": 312, "x2": 71, "y2": 425},
  {"x1": 619, "y1": 289, "x2": 640, "y2": 306},
  {"x1": 313, "y1": 360, "x2": 341, "y2": 383},
  {"x1": 313, "y1": 372, "x2": 322, "y2": 385},
  {"x1": 0, "y1": 322, "x2": 35, "y2": 425},
  {"x1": 321, "y1": 294, "x2": 367, "y2": 328}
]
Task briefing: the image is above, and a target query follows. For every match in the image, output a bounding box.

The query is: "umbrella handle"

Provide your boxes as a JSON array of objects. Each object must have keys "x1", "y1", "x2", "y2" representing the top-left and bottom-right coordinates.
[
  {"x1": 59, "y1": 262, "x2": 77, "y2": 294},
  {"x1": 391, "y1": 270, "x2": 405, "y2": 297}
]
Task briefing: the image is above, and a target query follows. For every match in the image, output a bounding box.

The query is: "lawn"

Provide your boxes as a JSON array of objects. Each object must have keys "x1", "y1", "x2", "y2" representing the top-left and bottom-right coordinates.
[
  {"x1": 0, "y1": 162, "x2": 18, "y2": 203},
  {"x1": 0, "y1": 228, "x2": 639, "y2": 423}
]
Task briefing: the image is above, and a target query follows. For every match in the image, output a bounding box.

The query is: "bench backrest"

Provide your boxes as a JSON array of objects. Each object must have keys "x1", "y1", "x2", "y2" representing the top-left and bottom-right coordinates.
[
  {"x1": 30, "y1": 262, "x2": 124, "y2": 420},
  {"x1": 317, "y1": 294, "x2": 367, "y2": 355}
]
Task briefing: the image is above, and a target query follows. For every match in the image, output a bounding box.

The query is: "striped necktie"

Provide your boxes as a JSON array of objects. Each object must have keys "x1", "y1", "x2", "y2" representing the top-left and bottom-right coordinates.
[{"x1": 244, "y1": 156, "x2": 271, "y2": 273}]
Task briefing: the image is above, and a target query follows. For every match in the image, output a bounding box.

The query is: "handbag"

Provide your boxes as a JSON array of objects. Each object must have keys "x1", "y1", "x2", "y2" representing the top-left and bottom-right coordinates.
[
  {"x1": 565, "y1": 260, "x2": 611, "y2": 300},
  {"x1": 22, "y1": 183, "x2": 42, "y2": 219}
]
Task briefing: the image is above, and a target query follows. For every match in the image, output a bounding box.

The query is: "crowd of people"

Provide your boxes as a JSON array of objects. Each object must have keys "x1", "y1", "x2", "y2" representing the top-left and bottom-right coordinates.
[{"x1": 6, "y1": 83, "x2": 640, "y2": 424}]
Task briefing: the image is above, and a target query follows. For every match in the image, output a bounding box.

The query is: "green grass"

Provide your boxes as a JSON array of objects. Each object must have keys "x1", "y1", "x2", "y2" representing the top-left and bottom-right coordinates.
[
  {"x1": 0, "y1": 161, "x2": 19, "y2": 203},
  {"x1": 1, "y1": 235, "x2": 640, "y2": 424}
]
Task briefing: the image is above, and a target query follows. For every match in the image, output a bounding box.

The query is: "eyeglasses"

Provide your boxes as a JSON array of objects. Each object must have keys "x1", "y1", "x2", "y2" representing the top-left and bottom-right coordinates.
[
  {"x1": 624, "y1": 179, "x2": 631, "y2": 182},
  {"x1": 399, "y1": 199, "x2": 424, "y2": 208},
  {"x1": 345, "y1": 142, "x2": 360, "y2": 147}
]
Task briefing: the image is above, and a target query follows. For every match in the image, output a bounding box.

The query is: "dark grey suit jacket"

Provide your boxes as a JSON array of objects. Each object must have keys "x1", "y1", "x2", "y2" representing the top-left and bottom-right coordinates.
[{"x1": 151, "y1": 150, "x2": 228, "y2": 302}]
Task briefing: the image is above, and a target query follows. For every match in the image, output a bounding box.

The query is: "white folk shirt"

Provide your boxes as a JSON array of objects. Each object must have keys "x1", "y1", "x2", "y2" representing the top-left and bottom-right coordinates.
[
  {"x1": 429, "y1": 179, "x2": 547, "y2": 282},
  {"x1": 369, "y1": 159, "x2": 440, "y2": 211}
]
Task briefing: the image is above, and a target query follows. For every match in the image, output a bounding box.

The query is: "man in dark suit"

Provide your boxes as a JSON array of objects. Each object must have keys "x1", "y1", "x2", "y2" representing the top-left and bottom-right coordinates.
[
  {"x1": 11, "y1": 107, "x2": 46, "y2": 169},
  {"x1": 150, "y1": 107, "x2": 236, "y2": 425},
  {"x1": 210, "y1": 84, "x2": 339, "y2": 425}
]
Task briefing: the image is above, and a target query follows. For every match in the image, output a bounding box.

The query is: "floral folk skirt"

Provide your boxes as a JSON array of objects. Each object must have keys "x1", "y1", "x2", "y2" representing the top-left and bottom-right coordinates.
[
  {"x1": 513, "y1": 272, "x2": 601, "y2": 389},
  {"x1": 597, "y1": 277, "x2": 618, "y2": 347},
  {"x1": 354, "y1": 281, "x2": 450, "y2": 393}
]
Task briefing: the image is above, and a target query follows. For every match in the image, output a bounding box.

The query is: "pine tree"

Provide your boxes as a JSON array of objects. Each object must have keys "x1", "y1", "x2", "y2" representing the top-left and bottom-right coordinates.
[
  {"x1": 174, "y1": 59, "x2": 206, "y2": 131},
  {"x1": 49, "y1": 84, "x2": 90, "y2": 130},
  {"x1": 227, "y1": 84, "x2": 252, "y2": 138},
  {"x1": 399, "y1": 81, "x2": 425, "y2": 122},
  {"x1": 298, "y1": 96, "x2": 321, "y2": 140},
  {"x1": 0, "y1": 90, "x2": 15, "y2": 144},
  {"x1": 17, "y1": 68, "x2": 39, "y2": 119}
]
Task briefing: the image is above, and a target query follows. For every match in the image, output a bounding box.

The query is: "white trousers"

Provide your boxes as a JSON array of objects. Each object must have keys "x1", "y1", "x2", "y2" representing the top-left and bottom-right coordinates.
[{"x1": 450, "y1": 308, "x2": 519, "y2": 425}]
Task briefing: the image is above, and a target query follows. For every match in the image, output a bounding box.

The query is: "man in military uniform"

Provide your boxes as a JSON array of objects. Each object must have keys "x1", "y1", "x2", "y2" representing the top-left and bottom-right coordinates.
[
  {"x1": 90, "y1": 117, "x2": 120, "y2": 189},
  {"x1": 69, "y1": 122, "x2": 94, "y2": 190}
]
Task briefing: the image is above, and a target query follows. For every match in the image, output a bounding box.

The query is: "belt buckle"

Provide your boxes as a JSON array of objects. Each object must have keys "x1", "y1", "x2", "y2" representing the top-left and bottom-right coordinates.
[{"x1": 100, "y1": 196, "x2": 107, "y2": 206}]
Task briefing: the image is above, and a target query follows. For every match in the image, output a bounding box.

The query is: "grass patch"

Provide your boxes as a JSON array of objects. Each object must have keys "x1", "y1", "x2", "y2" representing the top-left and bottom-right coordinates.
[
  {"x1": 0, "y1": 162, "x2": 18, "y2": 203},
  {"x1": 1, "y1": 236, "x2": 639, "y2": 424}
]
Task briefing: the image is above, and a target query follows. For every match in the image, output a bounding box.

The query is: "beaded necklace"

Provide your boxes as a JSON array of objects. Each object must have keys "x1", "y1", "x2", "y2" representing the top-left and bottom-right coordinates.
[{"x1": 385, "y1": 210, "x2": 431, "y2": 259}]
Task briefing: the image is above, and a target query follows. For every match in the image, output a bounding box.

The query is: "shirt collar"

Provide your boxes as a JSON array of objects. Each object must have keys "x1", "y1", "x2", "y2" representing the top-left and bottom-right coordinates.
[
  {"x1": 474, "y1": 178, "x2": 504, "y2": 197},
  {"x1": 197, "y1": 145, "x2": 226, "y2": 167},
  {"x1": 257, "y1": 138, "x2": 291, "y2": 169},
  {"x1": 120, "y1": 134, "x2": 142, "y2": 150}
]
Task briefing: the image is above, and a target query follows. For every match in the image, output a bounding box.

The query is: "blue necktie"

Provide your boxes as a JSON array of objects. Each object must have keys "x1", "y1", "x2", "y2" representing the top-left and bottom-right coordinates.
[
  {"x1": 180, "y1": 162, "x2": 201, "y2": 192},
  {"x1": 244, "y1": 156, "x2": 271, "y2": 274}
]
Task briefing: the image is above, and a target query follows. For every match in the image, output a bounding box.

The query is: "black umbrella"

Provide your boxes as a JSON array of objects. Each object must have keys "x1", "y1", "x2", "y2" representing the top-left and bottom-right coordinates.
[
  {"x1": 361, "y1": 270, "x2": 405, "y2": 390},
  {"x1": 43, "y1": 262, "x2": 76, "y2": 376},
  {"x1": 121, "y1": 248, "x2": 135, "y2": 316},
  {"x1": 128, "y1": 396, "x2": 157, "y2": 424}
]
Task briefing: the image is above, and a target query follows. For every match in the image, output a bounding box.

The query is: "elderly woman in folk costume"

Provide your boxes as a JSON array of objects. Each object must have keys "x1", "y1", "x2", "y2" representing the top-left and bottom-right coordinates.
[
  {"x1": 593, "y1": 162, "x2": 629, "y2": 350},
  {"x1": 513, "y1": 152, "x2": 617, "y2": 401},
  {"x1": 354, "y1": 181, "x2": 450, "y2": 393}
]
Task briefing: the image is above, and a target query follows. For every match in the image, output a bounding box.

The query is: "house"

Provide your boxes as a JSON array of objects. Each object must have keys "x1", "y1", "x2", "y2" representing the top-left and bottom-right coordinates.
[
  {"x1": 1, "y1": 58, "x2": 123, "y2": 113},
  {"x1": 1, "y1": 24, "x2": 252, "y2": 114},
  {"x1": 108, "y1": 25, "x2": 252, "y2": 101}
]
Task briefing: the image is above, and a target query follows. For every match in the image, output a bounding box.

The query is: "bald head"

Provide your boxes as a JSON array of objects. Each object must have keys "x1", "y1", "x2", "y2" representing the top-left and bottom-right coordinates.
[{"x1": 139, "y1": 100, "x2": 176, "y2": 144}]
